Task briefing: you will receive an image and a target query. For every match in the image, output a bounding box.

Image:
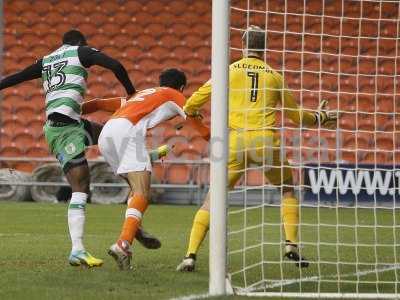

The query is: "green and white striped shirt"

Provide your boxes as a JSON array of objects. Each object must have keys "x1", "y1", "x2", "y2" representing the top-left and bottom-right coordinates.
[{"x1": 42, "y1": 45, "x2": 88, "y2": 121}]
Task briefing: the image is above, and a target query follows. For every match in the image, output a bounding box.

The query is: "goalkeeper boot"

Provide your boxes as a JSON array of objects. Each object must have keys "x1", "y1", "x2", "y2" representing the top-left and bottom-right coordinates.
[
  {"x1": 68, "y1": 250, "x2": 103, "y2": 268},
  {"x1": 149, "y1": 144, "x2": 171, "y2": 162},
  {"x1": 136, "y1": 227, "x2": 161, "y2": 249},
  {"x1": 284, "y1": 242, "x2": 309, "y2": 268},
  {"x1": 108, "y1": 239, "x2": 133, "y2": 270},
  {"x1": 176, "y1": 253, "x2": 196, "y2": 272}
]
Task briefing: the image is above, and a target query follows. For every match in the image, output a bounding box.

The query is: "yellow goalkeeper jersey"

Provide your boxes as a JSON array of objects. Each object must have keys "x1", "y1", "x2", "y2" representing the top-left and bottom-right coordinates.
[{"x1": 184, "y1": 56, "x2": 316, "y2": 130}]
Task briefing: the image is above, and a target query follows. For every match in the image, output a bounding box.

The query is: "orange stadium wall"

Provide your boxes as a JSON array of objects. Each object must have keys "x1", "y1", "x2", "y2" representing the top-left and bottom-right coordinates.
[
  {"x1": 1, "y1": 0, "x2": 400, "y2": 204},
  {"x1": 1, "y1": 0, "x2": 212, "y2": 180}
]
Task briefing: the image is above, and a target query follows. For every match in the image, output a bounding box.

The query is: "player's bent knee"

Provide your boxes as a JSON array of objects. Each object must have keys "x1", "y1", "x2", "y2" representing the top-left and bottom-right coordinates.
[
  {"x1": 64, "y1": 155, "x2": 90, "y2": 193},
  {"x1": 282, "y1": 178, "x2": 295, "y2": 196},
  {"x1": 126, "y1": 171, "x2": 151, "y2": 198},
  {"x1": 282, "y1": 187, "x2": 295, "y2": 198},
  {"x1": 135, "y1": 191, "x2": 150, "y2": 201},
  {"x1": 130, "y1": 184, "x2": 150, "y2": 200},
  {"x1": 126, "y1": 186, "x2": 150, "y2": 201},
  {"x1": 69, "y1": 176, "x2": 90, "y2": 194},
  {"x1": 268, "y1": 173, "x2": 295, "y2": 196},
  {"x1": 200, "y1": 193, "x2": 210, "y2": 211}
]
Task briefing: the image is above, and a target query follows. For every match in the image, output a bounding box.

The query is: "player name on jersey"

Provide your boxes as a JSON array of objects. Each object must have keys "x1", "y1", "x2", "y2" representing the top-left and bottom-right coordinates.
[{"x1": 232, "y1": 62, "x2": 273, "y2": 72}]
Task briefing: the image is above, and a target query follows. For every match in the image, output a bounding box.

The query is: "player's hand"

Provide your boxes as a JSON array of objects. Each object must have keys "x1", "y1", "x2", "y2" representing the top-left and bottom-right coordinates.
[
  {"x1": 316, "y1": 100, "x2": 338, "y2": 128},
  {"x1": 185, "y1": 110, "x2": 203, "y2": 120},
  {"x1": 175, "y1": 114, "x2": 201, "y2": 131}
]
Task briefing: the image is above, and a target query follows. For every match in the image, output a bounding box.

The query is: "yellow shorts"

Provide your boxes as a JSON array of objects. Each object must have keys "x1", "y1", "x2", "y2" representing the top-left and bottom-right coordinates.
[{"x1": 228, "y1": 130, "x2": 292, "y2": 188}]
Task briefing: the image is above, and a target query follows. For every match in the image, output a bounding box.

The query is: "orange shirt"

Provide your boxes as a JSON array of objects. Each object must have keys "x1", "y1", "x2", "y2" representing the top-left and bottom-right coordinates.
[
  {"x1": 112, "y1": 87, "x2": 186, "y2": 125},
  {"x1": 81, "y1": 86, "x2": 210, "y2": 140}
]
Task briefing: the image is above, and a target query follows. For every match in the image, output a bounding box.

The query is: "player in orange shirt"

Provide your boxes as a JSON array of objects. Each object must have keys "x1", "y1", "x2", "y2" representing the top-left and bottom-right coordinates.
[{"x1": 82, "y1": 69, "x2": 209, "y2": 270}]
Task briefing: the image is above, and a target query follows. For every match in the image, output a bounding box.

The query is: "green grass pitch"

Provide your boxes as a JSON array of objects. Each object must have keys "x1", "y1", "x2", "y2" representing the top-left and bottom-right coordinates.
[
  {"x1": 0, "y1": 202, "x2": 398, "y2": 300},
  {"x1": 228, "y1": 205, "x2": 400, "y2": 297}
]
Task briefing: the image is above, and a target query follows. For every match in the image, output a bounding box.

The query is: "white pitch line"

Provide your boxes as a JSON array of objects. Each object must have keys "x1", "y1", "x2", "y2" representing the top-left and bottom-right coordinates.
[
  {"x1": 0, "y1": 233, "x2": 32, "y2": 237},
  {"x1": 172, "y1": 265, "x2": 400, "y2": 299},
  {"x1": 0, "y1": 233, "x2": 114, "y2": 237},
  {"x1": 244, "y1": 264, "x2": 400, "y2": 292},
  {"x1": 170, "y1": 293, "x2": 210, "y2": 300}
]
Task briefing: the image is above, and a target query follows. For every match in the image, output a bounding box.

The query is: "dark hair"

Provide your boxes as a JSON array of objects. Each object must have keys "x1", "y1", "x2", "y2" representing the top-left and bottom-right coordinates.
[
  {"x1": 62, "y1": 30, "x2": 87, "y2": 46},
  {"x1": 242, "y1": 25, "x2": 265, "y2": 52},
  {"x1": 159, "y1": 68, "x2": 187, "y2": 90}
]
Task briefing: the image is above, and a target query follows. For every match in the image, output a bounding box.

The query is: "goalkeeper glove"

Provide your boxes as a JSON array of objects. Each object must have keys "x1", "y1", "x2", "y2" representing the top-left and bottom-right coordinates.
[
  {"x1": 315, "y1": 100, "x2": 338, "y2": 128},
  {"x1": 186, "y1": 111, "x2": 203, "y2": 120},
  {"x1": 173, "y1": 110, "x2": 203, "y2": 131},
  {"x1": 174, "y1": 113, "x2": 203, "y2": 131},
  {"x1": 175, "y1": 111, "x2": 204, "y2": 130},
  {"x1": 183, "y1": 107, "x2": 204, "y2": 119}
]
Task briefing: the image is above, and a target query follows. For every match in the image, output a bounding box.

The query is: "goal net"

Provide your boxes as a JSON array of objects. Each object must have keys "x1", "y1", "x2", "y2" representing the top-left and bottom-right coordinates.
[{"x1": 226, "y1": 0, "x2": 400, "y2": 298}]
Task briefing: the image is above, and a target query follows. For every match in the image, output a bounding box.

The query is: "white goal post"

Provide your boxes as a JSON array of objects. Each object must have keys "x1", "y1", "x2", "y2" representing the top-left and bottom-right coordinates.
[
  {"x1": 209, "y1": 0, "x2": 230, "y2": 296},
  {"x1": 210, "y1": 0, "x2": 400, "y2": 298}
]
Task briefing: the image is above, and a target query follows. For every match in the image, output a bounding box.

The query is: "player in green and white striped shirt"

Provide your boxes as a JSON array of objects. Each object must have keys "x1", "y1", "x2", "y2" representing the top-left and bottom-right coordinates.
[{"x1": 0, "y1": 30, "x2": 160, "y2": 267}]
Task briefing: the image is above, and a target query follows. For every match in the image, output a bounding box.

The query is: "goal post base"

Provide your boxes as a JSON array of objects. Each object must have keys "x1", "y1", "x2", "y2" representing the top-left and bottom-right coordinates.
[
  {"x1": 225, "y1": 278, "x2": 234, "y2": 295},
  {"x1": 235, "y1": 292, "x2": 400, "y2": 299}
]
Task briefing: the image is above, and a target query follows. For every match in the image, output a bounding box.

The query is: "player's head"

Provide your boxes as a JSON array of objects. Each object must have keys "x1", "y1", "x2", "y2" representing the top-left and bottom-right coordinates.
[
  {"x1": 62, "y1": 30, "x2": 87, "y2": 46},
  {"x1": 242, "y1": 25, "x2": 265, "y2": 57},
  {"x1": 159, "y1": 68, "x2": 187, "y2": 92}
]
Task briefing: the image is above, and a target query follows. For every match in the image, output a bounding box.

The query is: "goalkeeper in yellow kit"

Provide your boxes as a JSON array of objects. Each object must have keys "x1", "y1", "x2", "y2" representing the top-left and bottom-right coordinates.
[{"x1": 176, "y1": 25, "x2": 337, "y2": 271}]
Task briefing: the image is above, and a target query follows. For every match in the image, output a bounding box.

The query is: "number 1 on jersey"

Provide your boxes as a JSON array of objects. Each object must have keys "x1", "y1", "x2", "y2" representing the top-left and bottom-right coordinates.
[{"x1": 247, "y1": 71, "x2": 259, "y2": 102}]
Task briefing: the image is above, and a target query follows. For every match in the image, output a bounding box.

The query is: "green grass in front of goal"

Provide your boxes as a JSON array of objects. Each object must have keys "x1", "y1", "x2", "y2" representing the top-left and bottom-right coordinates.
[
  {"x1": 0, "y1": 202, "x2": 398, "y2": 300},
  {"x1": 229, "y1": 205, "x2": 400, "y2": 295},
  {"x1": 0, "y1": 203, "x2": 209, "y2": 300}
]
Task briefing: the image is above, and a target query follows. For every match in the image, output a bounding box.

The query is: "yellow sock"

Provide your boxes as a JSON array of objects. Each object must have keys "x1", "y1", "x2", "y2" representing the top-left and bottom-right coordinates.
[
  {"x1": 282, "y1": 197, "x2": 299, "y2": 244},
  {"x1": 186, "y1": 209, "x2": 210, "y2": 257}
]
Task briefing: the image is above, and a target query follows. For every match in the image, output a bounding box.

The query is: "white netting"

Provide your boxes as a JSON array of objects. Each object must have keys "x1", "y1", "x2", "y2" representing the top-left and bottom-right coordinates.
[{"x1": 227, "y1": 0, "x2": 399, "y2": 297}]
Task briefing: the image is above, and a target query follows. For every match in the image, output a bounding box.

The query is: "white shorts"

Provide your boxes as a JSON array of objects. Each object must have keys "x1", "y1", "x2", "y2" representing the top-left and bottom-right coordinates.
[{"x1": 98, "y1": 118, "x2": 151, "y2": 175}]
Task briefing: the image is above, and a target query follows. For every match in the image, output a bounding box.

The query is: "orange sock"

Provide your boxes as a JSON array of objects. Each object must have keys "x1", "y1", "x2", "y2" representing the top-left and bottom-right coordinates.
[{"x1": 119, "y1": 194, "x2": 148, "y2": 244}]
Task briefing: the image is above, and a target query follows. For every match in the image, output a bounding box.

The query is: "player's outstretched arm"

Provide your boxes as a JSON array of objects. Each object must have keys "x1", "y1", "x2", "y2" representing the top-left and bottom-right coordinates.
[
  {"x1": 82, "y1": 97, "x2": 124, "y2": 114},
  {"x1": 281, "y1": 88, "x2": 316, "y2": 127},
  {"x1": 183, "y1": 79, "x2": 211, "y2": 117},
  {"x1": 280, "y1": 81, "x2": 337, "y2": 128},
  {"x1": 78, "y1": 46, "x2": 136, "y2": 97},
  {"x1": 0, "y1": 60, "x2": 42, "y2": 90}
]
